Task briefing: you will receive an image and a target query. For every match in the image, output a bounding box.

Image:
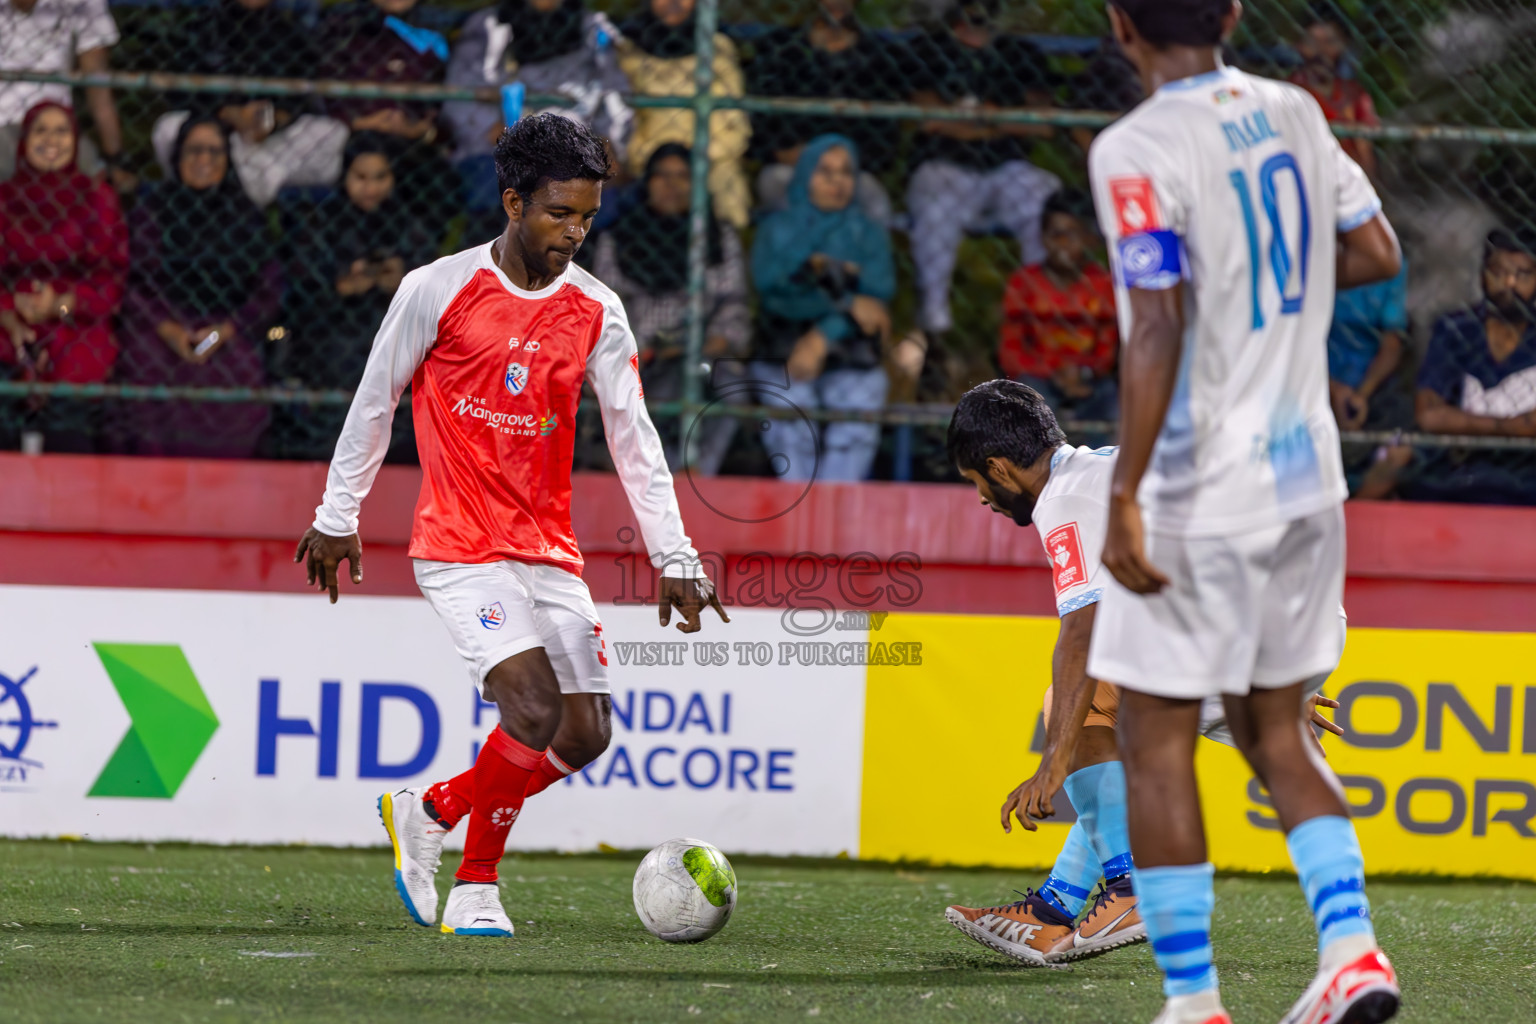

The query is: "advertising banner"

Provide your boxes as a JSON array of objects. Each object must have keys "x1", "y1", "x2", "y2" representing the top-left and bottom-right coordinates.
[
  {"x1": 859, "y1": 613, "x2": 1536, "y2": 880},
  {"x1": 0, "y1": 586, "x2": 863, "y2": 856}
]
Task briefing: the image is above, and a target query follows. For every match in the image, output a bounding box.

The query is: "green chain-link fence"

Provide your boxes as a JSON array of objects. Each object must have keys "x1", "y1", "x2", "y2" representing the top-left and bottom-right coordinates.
[{"x1": 2, "y1": 0, "x2": 1534, "y2": 500}]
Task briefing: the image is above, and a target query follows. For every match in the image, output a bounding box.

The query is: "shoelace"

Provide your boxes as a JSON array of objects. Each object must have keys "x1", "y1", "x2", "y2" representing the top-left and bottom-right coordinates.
[
  {"x1": 459, "y1": 886, "x2": 506, "y2": 921},
  {"x1": 977, "y1": 888, "x2": 1038, "y2": 915}
]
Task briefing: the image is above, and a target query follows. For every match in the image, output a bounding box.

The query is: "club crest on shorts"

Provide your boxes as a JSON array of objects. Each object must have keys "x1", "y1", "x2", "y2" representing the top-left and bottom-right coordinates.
[
  {"x1": 477, "y1": 602, "x2": 506, "y2": 630},
  {"x1": 504, "y1": 361, "x2": 529, "y2": 396}
]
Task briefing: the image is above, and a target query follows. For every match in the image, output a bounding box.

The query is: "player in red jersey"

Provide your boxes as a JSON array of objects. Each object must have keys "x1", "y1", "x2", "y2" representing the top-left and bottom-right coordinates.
[{"x1": 294, "y1": 114, "x2": 727, "y2": 937}]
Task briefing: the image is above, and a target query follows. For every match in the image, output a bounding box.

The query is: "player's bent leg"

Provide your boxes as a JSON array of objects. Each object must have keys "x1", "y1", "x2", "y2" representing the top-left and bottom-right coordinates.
[
  {"x1": 1119, "y1": 690, "x2": 1230, "y2": 1024},
  {"x1": 525, "y1": 693, "x2": 613, "y2": 799},
  {"x1": 1224, "y1": 687, "x2": 1399, "y2": 1024}
]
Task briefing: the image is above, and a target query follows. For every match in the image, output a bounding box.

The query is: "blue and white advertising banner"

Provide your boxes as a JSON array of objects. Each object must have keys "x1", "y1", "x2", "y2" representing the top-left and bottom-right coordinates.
[{"x1": 0, "y1": 585, "x2": 865, "y2": 856}]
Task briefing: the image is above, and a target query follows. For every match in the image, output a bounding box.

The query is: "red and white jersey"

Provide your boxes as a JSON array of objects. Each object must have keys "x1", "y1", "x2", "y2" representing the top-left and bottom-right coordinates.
[
  {"x1": 313, "y1": 241, "x2": 701, "y2": 578},
  {"x1": 1031, "y1": 444, "x2": 1118, "y2": 618}
]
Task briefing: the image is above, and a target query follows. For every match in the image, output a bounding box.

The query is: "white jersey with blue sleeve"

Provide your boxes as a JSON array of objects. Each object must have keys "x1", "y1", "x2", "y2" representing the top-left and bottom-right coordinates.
[
  {"x1": 1030, "y1": 444, "x2": 1118, "y2": 617},
  {"x1": 1088, "y1": 65, "x2": 1381, "y2": 538}
]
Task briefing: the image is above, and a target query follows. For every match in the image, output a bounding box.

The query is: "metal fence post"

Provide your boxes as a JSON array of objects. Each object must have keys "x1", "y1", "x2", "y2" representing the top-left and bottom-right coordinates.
[{"x1": 681, "y1": 0, "x2": 719, "y2": 467}]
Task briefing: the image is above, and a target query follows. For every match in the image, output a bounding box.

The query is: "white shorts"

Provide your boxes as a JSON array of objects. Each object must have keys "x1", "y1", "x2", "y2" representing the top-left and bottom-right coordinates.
[
  {"x1": 414, "y1": 559, "x2": 610, "y2": 696},
  {"x1": 1087, "y1": 505, "x2": 1346, "y2": 700}
]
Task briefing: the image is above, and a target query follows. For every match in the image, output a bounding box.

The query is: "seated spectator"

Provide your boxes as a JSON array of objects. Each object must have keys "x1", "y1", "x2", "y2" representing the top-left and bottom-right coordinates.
[
  {"x1": 115, "y1": 118, "x2": 279, "y2": 459},
  {"x1": 997, "y1": 189, "x2": 1117, "y2": 425},
  {"x1": 746, "y1": 135, "x2": 893, "y2": 482},
  {"x1": 1288, "y1": 6, "x2": 1378, "y2": 178},
  {"x1": 446, "y1": 0, "x2": 631, "y2": 244},
  {"x1": 321, "y1": 0, "x2": 458, "y2": 236},
  {"x1": 1329, "y1": 262, "x2": 1414, "y2": 497},
  {"x1": 1408, "y1": 229, "x2": 1536, "y2": 505},
  {"x1": 618, "y1": 0, "x2": 751, "y2": 229},
  {"x1": 150, "y1": 0, "x2": 349, "y2": 209},
  {"x1": 0, "y1": 0, "x2": 128, "y2": 188},
  {"x1": 271, "y1": 134, "x2": 434, "y2": 461},
  {"x1": 746, "y1": 0, "x2": 905, "y2": 224},
  {"x1": 593, "y1": 143, "x2": 748, "y2": 475},
  {"x1": 0, "y1": 101, "x2": 127, "y2": 452},
  {"x1": 902, "y1": 0, "x2": 1061, "y2": 335}
]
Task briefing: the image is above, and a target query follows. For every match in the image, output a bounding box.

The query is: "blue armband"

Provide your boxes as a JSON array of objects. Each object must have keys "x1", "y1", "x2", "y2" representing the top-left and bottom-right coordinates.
[{"x1": 1117, "y1": 230, "x2": 1186, "y2": 290}]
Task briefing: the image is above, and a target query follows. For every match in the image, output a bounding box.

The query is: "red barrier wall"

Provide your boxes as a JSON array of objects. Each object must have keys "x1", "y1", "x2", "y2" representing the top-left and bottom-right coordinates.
[{"x1": 2, "y1": 453, "x2": 1534, "y2": 630}]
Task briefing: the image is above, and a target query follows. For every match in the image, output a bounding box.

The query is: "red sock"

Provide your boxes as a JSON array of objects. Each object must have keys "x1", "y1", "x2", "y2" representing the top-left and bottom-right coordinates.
[
  {"x1": 523, "y1": 749, "x2": 576, "y2": 800},
  {"x1": 424, "y1": 768, "x2": 475, "y2": 828},
  {"x1": 455, "y1": 728, "x2": 543, "y2": 884}
]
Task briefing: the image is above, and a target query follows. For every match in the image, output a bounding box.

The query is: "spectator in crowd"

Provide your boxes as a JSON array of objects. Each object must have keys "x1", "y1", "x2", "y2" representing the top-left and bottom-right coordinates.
[
  {"x1": 1288, "y1": 6, "x2": 1378, "y2": 178},
  {"x1": 151, "y1": 0, "x2": 349, "y2": 209},
  {"x1": 593, "y1": 143, "x2": 748, "y2": 475},
  {"x1": 745, "y1": 0, "x2": 906, "y2": 224},
  {"x1": 271, "y1": 134, "x2": 434, "y2": 461},
  {"x1": 1329, "y1": 262, "x2": 1414, "y2": 496},
  {"x1": 618, "y1": 0, "x2": 752, "y2": 229},
  {"x1": 321, "y1": 0, "x2": 458, "y2": 235},
  {"x1": 902, "y1": 0, "x2": 1061, "y2": 336},
  {"x1": 997, "y1": 189, "x2": 1117, "y2": 426},
  {"x1": 0, "y1": 101, "x2": 127, "y2": 452},
  {"x1": 748, "y1": 135, "x2": 893, "y2": 481},
  {"x1": 446, "y1": 0, "x2": 631, "y2": 244},
  {"x1": 0, "y1": 0, "x2": 128, "y2": 188},
  {"x1": 115, "y1": 118, "x2": 279, "y2": 459},
  {"x1": 1408, "y1": 228, "x2": 1536, "y2": 504}
]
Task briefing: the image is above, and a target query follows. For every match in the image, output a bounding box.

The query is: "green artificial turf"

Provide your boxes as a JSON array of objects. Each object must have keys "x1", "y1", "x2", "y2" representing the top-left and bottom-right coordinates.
[{"x1": 1, "y1": 840, "x2": 1531, "y2": 1023}]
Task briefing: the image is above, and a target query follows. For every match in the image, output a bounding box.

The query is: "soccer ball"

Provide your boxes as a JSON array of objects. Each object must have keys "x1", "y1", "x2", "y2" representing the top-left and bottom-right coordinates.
[{"x1": 632, "y1": 837, "x2": 737, "y2": 942}]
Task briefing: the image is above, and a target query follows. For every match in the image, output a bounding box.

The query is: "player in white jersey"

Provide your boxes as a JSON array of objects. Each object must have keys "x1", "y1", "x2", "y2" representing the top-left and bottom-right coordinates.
[
  {"x1": 940, "y1": 381, "x2": 1342, "y2": 970},
  {"x1": 1086, "y1": 4, "x2": 1404, "y2": 1024}
]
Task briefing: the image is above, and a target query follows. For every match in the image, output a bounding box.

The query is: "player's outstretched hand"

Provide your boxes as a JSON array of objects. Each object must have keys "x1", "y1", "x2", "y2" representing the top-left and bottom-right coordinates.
[
  {"x1": 1000, "y1": 757, "x2": 1069, "y2": 834},
  {"x1": 659, "y1": 576, "x2": 730, "y2": 634},
  {"x1": 1102, "y1": 496, "x2": 1170, "y2": 594},
  {"x1": 1306, "y1": 694, "x2": 1344, "y2": 757},
  {"x1": 294, "y1": 527, "x2": 363, "y2": 604}
]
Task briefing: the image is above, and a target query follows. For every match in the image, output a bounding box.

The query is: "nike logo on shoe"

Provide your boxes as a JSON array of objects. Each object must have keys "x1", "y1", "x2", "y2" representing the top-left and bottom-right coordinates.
[{"x1": 1077, "y1": 905, "x2": 1137, "y2": 943}]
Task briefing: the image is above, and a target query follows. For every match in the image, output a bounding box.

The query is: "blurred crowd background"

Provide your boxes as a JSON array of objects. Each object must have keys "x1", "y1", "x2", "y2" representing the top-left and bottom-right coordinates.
[{"x1": 2, "y1": 0, "x2": 1535, "y2": 504}]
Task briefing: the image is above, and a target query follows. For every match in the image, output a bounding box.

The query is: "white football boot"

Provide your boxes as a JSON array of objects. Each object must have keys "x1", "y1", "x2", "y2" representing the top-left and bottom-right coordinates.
[
  {"x1": 1279, "y1": 936, "x2": 1400, "y2": 1024},
  {"x1": 378, "y1": 787, "x2": 448, "y2": 927},
  {"x1": 1149, "y1": 989, "x2": 1233, "y2": 1024},
  {"x1": 440, "y1": 882, "x2": 515, "y2": 937}
]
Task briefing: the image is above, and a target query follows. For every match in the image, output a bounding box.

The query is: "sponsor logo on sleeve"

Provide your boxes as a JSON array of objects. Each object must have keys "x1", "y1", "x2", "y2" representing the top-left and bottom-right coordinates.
[
  {"x1": 1045, "y1": 523, "x2": 1088, "y2": 596},
  {"x1": 1109, "y1": 176, "x2": 1163, "y2": 236}
]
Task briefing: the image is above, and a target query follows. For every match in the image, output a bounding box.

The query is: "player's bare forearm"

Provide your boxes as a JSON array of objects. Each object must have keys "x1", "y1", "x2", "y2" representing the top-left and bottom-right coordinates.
[
  {"x1": 1337, "y1": 215, "x2": 1401, "y2": 290},
  {"x1": 1110, "y1": 287, "x2": 1184, "y2": 506},
  {"x1": 1002, "y1": 606, "x2": 1096, "y2": 834}
]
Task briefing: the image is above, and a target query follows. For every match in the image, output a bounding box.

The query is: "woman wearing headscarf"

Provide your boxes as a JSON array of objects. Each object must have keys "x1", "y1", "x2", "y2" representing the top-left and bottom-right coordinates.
[
  {"x1": 116, "y1": 116, "x2": 280, "y2": 458},
  {"x1": 272, "y1": 133, "x2": 435, "y2": 460},
  {"x1": 446, "y1": 0, "x2": 630, "y2": 243},
  {"x1": 0, "y1": 101, "x2": 128, "y2": 451},
  {"x1": 617, "y1": 0, "x2": 751, "y2": 229},
  {"x1": 593, "y1": 142, "x2": 747, "y2": 475},
  {"x1": 749, "y1": 134, "x2": 894, "y2": 482}
]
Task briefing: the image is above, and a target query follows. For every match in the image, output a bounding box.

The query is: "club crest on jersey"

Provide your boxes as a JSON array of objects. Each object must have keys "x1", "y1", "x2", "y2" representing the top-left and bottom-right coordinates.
[
  {"x1": 477, "y1": 602, "x2": 506, "y2": 630},
  {"x1": 1109, "y1": 176, "x2": 1162, "y2": 236},
  {"x1": 505, "y1": 361, "x2": 529, "y2": 396}
]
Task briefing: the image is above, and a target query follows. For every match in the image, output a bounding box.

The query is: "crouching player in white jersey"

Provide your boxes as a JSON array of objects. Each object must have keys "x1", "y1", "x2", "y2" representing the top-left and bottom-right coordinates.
[
  {"x1": 1087, "y1": 2, "x2": 1404, "y2": 1023},
  {"x1": 941, "y1": 381, "x2": 1343, "y2": 968},
  {"x1": 294, "y1": 115, "x2": 727, "y2": 937}
]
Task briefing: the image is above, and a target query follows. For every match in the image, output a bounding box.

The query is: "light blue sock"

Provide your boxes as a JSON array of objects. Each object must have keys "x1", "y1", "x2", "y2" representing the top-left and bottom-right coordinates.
[
  {"x1": 1287, "y1": 815, "x2": 1375, "y2": 953},
  {"x1": 1062, "y1": 761, "x2": 1134, "y2": 880},
  {"x1": 1040, "y1": 821, "x2": 1101, "y2": 919},
  {"x1": 1134, "y1": 862, "x2": 1218, "y2": 998}
]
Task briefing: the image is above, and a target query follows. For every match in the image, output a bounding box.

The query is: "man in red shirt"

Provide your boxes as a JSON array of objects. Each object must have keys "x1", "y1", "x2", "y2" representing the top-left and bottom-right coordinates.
[
  {"x1": 997, "y1": 189, "x2": 1119, "y2": 426},
  {"x1": 1288, "y1": 9, "x2": 1379, "y2": 178},
  {"x1": 294, "y1": 114, "x2": 726, "y2": 938}
]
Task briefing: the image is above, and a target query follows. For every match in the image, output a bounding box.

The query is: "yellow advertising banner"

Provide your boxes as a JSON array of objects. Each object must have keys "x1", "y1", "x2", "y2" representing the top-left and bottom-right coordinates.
[{"x1": 860, "y1": 614, "x2": 1536, "y2": 880}]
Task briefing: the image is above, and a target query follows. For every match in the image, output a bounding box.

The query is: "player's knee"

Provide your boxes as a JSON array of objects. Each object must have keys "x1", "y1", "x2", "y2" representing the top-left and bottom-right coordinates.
[{"x1": 485, "y1": 664, "x2": 563, "y2": 741}]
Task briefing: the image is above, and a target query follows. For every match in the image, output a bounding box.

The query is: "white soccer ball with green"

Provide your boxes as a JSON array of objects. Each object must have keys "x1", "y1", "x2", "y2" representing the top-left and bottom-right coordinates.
[{"x1": 632, "y1": 838, "x2": 737, "y2": 942}]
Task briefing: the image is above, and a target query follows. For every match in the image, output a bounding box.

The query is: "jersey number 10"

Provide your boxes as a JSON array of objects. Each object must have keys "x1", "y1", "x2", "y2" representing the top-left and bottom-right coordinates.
[{"x1": 1228, "y1": 152, "x2": 1311, "y2": 330}]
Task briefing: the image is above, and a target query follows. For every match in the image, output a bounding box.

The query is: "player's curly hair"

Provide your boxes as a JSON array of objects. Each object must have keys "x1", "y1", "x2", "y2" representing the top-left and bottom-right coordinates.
[
  {"x1": 946, "y1": 380, "x2": 1068, "y2": 477},
  {"x1": 1111, "y1": 0, "x2": 1232, "y2": 49},
  {"x1": 494, "y1": 113, "x2": 613, "y2": 200}
]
